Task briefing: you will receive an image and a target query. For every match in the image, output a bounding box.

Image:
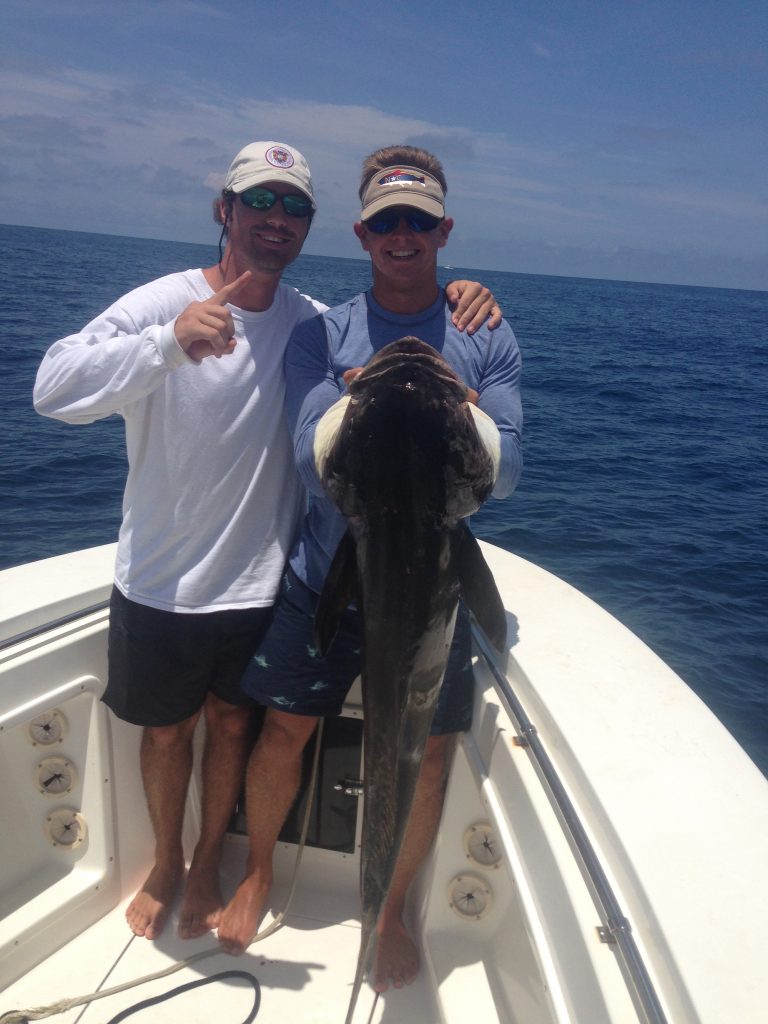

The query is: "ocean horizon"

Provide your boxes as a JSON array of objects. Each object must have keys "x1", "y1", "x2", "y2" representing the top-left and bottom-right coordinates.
[{"x1": 5, "y1": 221, "x2": 765, "y2": 296}]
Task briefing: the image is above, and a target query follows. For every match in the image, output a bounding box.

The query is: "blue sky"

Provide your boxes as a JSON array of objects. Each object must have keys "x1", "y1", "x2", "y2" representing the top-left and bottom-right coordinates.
[{"x1": 1, "y1": 0, "x2": 765, "y2": 289}]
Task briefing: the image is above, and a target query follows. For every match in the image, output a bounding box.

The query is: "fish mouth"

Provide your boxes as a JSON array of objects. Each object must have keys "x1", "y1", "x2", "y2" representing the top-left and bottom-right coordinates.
[{"x1": 351, "y1": 337, "x2": 466, "y2": 399}]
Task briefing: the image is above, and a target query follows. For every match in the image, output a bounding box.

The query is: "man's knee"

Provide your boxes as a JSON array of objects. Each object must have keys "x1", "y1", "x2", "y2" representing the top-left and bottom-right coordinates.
[
  {"x1": 203, "y1": 693, "x2": 253, "y2": 740},
  {"x1": 142, "y1": 715, "x2": 199, "y2": 752},
  {"x1": 258, "y1": 709, "x2": 318, "y2": 755}
]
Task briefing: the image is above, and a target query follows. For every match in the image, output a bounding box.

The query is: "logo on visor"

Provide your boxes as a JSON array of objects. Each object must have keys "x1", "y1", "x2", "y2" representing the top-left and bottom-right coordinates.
[
  {"x1": 377, "y1": 170, "x2": 426, "y2": 188},
  {"x1": 266, "y1": 146, "x2": 294, "y2": 169}
]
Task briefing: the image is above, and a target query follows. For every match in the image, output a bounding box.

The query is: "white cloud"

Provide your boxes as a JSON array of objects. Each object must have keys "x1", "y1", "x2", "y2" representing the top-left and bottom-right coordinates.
[{"x1": 0, "y1": 62, "x2": 765, "y2": 288}]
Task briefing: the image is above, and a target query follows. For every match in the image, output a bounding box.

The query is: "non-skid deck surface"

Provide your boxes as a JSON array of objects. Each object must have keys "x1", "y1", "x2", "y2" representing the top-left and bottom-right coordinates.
[{"x1": 1, "y1": 848, "x2": 441, "y2": 1024}]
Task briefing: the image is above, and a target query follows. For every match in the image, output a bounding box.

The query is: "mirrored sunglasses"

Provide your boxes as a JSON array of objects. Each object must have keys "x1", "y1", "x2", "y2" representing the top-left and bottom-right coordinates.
[
  {"x1": 239, "y1": 186, "x2": 313, "y2": 219},
  {"x1": 364, "y1": 208, "x2": 443, "y2": 235}
]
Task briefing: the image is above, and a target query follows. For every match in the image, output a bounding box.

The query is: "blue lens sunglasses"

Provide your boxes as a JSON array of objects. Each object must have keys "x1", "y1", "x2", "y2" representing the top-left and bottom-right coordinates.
[
  {"x1": 239, "y1": 186, "x2": 313, "y2": 219},
  {"x1": 364, "y1": 207, "x2": 443, "y2": 234}
]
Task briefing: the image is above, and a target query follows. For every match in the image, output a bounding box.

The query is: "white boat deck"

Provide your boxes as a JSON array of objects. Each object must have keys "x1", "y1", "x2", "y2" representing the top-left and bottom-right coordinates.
[
  {"x1": 1, "y1": 839, "x2": 439, "y2": 1024},
  {"x1": 3, "y1": 543, "x2": 768, "y2": 1023}
]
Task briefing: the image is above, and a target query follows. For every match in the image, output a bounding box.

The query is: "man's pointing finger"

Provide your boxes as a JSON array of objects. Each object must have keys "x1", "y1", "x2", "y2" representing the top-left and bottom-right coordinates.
[{"x1": 211, "y1": 270, "x2": 252, "y2": 306}]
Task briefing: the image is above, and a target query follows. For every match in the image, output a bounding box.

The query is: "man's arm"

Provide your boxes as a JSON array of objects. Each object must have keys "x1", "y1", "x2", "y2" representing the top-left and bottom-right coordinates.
[
  {"x1": 284, "y1": 315, "x2": 342, "y2": 497},
  {"x1": 476, "y1": 325, "x2": 524, "y2": 499},
  {"x1": 33, "y1": 275, "x2": 249, "y2": 424},
  {"x1": 285, "y1": 312, "x2": 523, "y2": 502},
  {"x1": 34, "y1": 308, "x2": 184, "y2": 425}
]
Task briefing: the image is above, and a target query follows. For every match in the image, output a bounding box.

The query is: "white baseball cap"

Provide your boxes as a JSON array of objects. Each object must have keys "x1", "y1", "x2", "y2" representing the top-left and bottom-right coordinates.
[{"x1": 224, "y1": 142, "x2": 316, "y2": 210}]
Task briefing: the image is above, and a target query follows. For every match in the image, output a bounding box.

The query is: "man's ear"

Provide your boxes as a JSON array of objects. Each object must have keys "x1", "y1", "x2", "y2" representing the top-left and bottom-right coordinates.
[
  {"x1": 214, "y1": 195, "x2": 231, "y2": 227},
  {"x1": 353, "y1": 221, "x2": 370, "y2": 252},
  {"x1": 436, "y1": 217, "x2": 454, "y2": 249}
]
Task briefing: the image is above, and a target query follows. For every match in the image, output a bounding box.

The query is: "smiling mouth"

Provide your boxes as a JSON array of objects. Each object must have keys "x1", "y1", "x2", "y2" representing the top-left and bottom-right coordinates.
[
  {"x1": 256, "y1": 231, "x2": 293, "y2": 245},
  {"x1": 389, "y1": 249, "x2": 418, "y2": 259}
]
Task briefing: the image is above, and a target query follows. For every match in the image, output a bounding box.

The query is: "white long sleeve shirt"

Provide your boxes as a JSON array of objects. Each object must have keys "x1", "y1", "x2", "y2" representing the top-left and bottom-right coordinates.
[{"x1": 34, "y1": 269, "x2": 326, "y2": 612}]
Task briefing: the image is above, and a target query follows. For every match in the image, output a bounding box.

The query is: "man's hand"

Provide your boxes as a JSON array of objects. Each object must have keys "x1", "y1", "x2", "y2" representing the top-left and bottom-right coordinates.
[
  {"x1": 174, "y1": 271, "x2": 251, "y2": 361},
  {"x1": 445, "y1": 280, "x2": 502, "y2": 334}
]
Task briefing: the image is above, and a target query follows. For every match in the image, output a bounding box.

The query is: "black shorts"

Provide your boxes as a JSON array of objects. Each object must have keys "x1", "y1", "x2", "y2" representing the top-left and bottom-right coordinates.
[{"x1": 103, "y1": 587, "x2": 272, "y2": 727}]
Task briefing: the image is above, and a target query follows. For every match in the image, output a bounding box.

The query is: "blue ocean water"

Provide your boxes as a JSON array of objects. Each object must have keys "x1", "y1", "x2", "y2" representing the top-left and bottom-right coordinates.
[{"x1": 1, "y1": 223, "x2": 766, "y2": 775}]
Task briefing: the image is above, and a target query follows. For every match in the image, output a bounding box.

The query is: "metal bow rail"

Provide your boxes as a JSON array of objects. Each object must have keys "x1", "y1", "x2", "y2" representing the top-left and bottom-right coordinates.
[{"x1": 471, "y1": 623, "x2": 670, "y2": 1024}]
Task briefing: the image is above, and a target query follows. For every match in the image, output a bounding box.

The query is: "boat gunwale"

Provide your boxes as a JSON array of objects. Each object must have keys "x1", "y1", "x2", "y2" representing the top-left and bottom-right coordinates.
[
  {"x1": 0, "y1": 601, "x2": 110, "y2": 654},
  {"x1": 473, "y1": 621, "x2": 668, "y2": 1024}
]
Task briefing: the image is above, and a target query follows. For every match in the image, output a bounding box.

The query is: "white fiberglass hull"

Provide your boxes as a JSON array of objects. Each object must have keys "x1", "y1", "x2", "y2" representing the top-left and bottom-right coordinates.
[{"x1": 1, "y1": 543, "x2": 766, "y2": 1023}]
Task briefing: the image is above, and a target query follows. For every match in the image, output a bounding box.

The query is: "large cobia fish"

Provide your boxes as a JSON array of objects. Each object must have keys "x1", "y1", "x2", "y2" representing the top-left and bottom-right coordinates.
[{"x1": 313, "y1": 337, "x2": 508, "y2": 1023}]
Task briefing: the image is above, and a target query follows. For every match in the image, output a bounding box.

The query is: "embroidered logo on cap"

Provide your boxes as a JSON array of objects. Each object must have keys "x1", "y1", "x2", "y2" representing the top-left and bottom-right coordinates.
[
  {"x1": 377, "y1": 170, "x2": 426, "y2": 188},
  {"x1": 266, "y1": 146, "x2": 295, "y2": 169}
]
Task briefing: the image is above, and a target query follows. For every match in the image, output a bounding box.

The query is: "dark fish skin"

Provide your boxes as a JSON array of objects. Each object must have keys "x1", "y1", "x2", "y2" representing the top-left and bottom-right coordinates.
[{"x1": 314, "y1": 338, "x2": 507, "y2": 1023}]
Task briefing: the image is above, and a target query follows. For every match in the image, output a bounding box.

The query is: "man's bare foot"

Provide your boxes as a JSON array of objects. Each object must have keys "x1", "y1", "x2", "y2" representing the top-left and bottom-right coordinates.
[
  {"x1": 373, "y1": 918, "x2": 420, "y2": 992},
  {"x1": 178, "y1": 854, "x2": 224, "y2": 939},
  {"x1": 126, "y1": 860, "x2": 184, "y2": 939},
  {"x1": 217, "y1": 872, "x2": 271, "y2": 955}
]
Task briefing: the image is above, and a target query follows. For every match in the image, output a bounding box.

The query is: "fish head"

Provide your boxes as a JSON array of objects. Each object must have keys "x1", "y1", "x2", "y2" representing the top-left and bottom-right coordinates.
[
  {"x1": 347, "y1": 337, "x2": 467, "y2": 401},
  {"x1": 322, "y1": 337, "x2": 495, "y2": 525}
]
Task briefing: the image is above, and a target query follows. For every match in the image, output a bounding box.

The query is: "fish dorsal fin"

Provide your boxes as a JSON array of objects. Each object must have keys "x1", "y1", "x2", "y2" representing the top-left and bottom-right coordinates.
[
  {"x1": 314, "y1": 530, "x2": 358, "y2": 656},
  {"x1": 451, "y1": 523, "x2": 508, "y2": 653}
]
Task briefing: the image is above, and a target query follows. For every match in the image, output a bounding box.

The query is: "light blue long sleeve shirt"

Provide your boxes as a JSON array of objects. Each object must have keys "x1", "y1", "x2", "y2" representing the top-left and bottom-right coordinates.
[{"x1": 284, "y1": 289, "x2": 523, "y2": 593}]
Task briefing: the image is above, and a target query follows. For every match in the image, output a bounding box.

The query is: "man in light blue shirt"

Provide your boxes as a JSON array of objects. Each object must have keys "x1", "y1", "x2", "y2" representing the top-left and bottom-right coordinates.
[{"x1": 218, "y1": 146, "x2": 523, "y2": 993}]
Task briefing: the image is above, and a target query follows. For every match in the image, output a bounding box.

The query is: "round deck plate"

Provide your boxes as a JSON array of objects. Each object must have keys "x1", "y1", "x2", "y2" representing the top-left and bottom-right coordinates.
[
  {"x1": 35, "y1": 756, "x2": 77, "y2": 797},
  {"x1": 463, "y1": 822, "x2": 502, "y2": 869},
  {"x1": 27, "y1": 709, "x2": 67, "y2": 746},
  {"x1": 44, "y1": 809, "x2": 87, "y2": 849},
  {"x1": 448, "y1": 873, "x2": 493, "y2": 920}
]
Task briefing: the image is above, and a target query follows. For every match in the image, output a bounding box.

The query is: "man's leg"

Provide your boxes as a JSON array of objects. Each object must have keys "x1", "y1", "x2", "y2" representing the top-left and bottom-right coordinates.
[
  {"x1": 373, "y1": 732, "x2": 456, "y2": 991},
  {"x1": 217, "y1": 708, "x2": 319, "y2": 954},
  {"x1": 126, "y1": 713, "x2": 200, "y2": 939},
  {"x1": 178, "y1": 694, "x2": 255, "y2": 939}
]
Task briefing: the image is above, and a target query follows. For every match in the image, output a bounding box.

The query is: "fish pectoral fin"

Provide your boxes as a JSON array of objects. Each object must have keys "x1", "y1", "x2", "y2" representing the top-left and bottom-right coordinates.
[
  {"x1": 452, "y1": 523, "x2": 508, "y2": 653},
  {"x1": 314, "y1": 530, "x2": 358, "y2": 656}
]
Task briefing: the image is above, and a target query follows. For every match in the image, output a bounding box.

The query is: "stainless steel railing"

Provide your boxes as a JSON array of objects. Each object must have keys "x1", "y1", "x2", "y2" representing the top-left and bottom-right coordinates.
[{"x1": 471, "y1": 622, "x2": 669, "y2": 1024}]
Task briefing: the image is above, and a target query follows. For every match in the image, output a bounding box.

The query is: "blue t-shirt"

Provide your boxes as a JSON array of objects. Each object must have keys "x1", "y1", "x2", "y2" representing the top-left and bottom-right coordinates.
[{"x1": 283, "y1": 289, "x2": 523, "y2": 593}]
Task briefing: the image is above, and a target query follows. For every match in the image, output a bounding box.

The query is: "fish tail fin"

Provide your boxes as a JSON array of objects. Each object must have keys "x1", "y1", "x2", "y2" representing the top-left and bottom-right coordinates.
[{"x1": 452, "y1": 522, "x2": 508, "y2": 652}]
